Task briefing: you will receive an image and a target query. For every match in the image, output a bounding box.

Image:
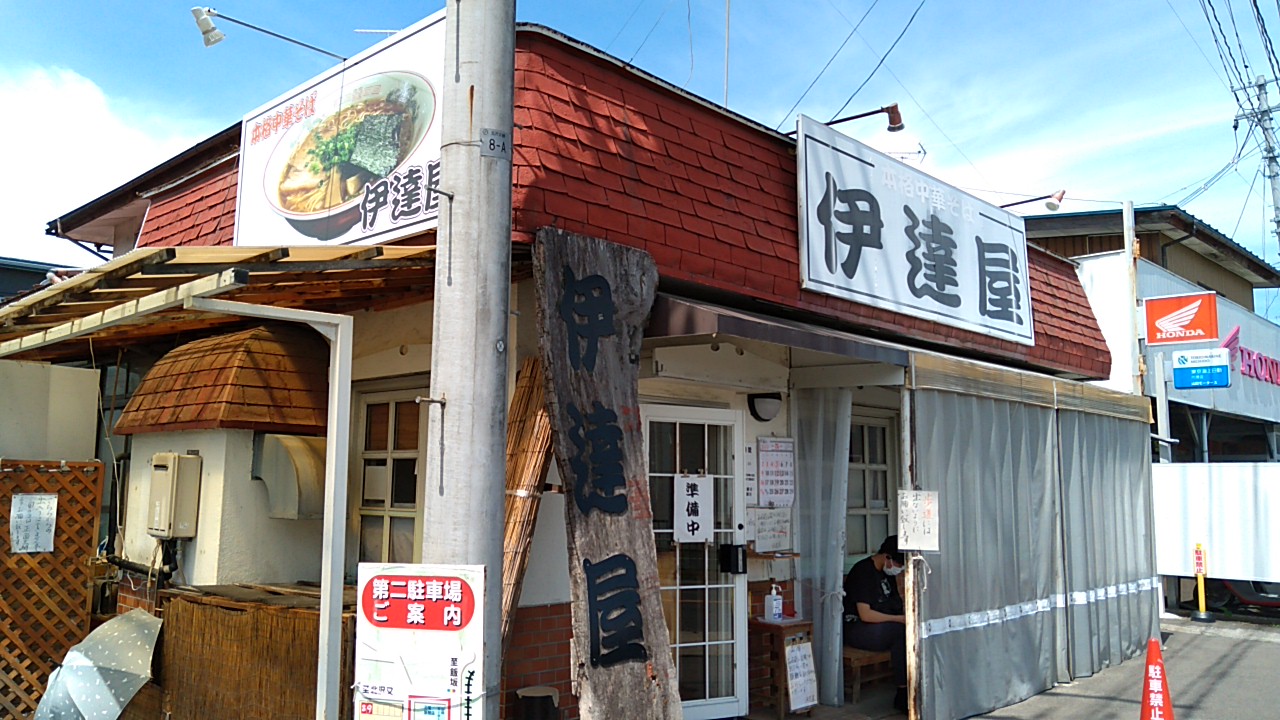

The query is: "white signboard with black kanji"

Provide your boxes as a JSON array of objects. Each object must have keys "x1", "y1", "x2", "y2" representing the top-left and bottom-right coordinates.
[
  {"x1": 674, "y1": 474, "x2": 713, "y2": 544},
  {"x1": 797, "y1": 115, "x2": 1034, "y2": 346},
  {"x1": 10, "y1": 493, "x2": 57, "y2": 553}
]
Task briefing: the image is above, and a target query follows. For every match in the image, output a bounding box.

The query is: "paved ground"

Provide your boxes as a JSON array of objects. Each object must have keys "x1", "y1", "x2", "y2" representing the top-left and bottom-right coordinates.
[
  {"x1": 978, "y1": 615, "x2": 1280, "y2": 720},
  {"x1": 747, "y1": 614, "x2": 1280, "y2": 720}
]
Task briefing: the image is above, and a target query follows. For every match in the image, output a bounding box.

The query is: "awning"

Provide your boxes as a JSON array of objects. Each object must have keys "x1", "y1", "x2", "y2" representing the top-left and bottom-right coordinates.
[
  {"x1": 646, "y1": 294, "x2": 909, "y2": 367},
  {"x1": 0, "y1": 245, "x2": 461, "y2": 362}
]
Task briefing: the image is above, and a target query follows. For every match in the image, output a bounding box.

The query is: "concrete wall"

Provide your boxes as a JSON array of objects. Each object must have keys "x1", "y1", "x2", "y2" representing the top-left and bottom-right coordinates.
[
  {"x1": 1075, "y1": 252, "x2": 1139, "y2": 394},
  {"x1": 0, "y1": 359, "x2": 99, "y2": 460},
  {"x1": 123, "y1": 429, "x2": 323, "y2": 585}
]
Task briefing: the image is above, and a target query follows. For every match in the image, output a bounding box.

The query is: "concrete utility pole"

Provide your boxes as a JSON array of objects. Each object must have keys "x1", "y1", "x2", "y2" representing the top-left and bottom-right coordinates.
[
  {"x1": 421, "y1": 0, "x2": 515, "y2": 717},
  {"x1": 1254, "y1": 76, "x2": 1280, "y2": 248}
]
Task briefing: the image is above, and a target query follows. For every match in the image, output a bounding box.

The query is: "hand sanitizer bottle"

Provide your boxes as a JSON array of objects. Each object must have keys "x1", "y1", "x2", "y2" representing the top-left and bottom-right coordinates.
[{"x1": 766, "y1": 584, "x2": 783, "y2": 620}]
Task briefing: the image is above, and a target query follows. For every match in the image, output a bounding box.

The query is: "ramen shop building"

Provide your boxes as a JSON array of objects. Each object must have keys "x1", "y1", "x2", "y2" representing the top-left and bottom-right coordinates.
[{"x1": 7, "y1": 19, "x2": 1156, "y2": 720}]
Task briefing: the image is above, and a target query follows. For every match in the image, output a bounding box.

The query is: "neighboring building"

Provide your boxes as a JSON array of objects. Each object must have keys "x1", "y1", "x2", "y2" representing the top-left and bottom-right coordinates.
[
  {"x1": 0, "y1": 256, "x2": 57, "y2": 301},
  {"x1": 1027, "y1": 206, "x2": 1280, "y2": 600},
  {"x1": 1, "y1": 22, "x2": 1156, "y2": 720}
]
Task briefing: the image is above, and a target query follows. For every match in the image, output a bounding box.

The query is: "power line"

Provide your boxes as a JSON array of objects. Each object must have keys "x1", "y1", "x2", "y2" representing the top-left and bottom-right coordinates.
[
  {"x1": 774, "y1": 0, "x2": 882, "y2": 130},
  {"x1": 627, "y1": 0, "x2": 679, "y2": 65},
  {"x1": 828, "y1": 0, "x2": 928, "y2": 122},
  {"x1": 1231, "y1": 161, "x2": 1263, "y2": 236},
  {"x1": 1164, "y1": 0, "x2": 1231, "y2": 90},
  {"x1": 605, "y1": 0, "x2": 649, "y2": 53}
]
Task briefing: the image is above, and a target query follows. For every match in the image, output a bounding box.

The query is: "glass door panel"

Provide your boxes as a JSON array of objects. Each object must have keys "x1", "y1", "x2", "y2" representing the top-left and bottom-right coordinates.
[{"x1": 644, "y1": 405, "x2": 746, "y2": 720}]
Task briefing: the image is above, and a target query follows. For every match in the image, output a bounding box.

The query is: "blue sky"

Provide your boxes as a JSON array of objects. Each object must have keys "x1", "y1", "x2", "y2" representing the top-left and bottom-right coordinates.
[{"x1": 2, "y1": 1, "x2": 1277, "y2": 313}]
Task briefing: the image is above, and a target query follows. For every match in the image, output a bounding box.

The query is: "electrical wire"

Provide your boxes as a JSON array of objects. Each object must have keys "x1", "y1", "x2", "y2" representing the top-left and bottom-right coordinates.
[
  {"x1": 773, "y1": 0, "x2": 882, "y2": 130},
  {"x1": 1249, "y1": 0, "x2": 1280, "y2": 82},
  {"x1": 627, "y1": 0, "x2": 679, "y2": 65},
  {"x1": 1231, "y1": 162, "x2": 1263, "y2": 237},
  {"x1": 1200, "y1": 0, "x2": 1258, "y2": 113},
  {"x1": 1165, "y1": 0, "x2": 1232, "y2": 90},
  {"x1": 828, "y1": 0, "x2": 928, "y2": 122},
  {"x1": 683, "y1": 0, "x2": 694, "y2": 88},
  {"x1": 605, "y1": 0, "x2": 649, "y2": 52},
  {"x1": 813, "y1": 0, "x2": 988, "y2": 181}
]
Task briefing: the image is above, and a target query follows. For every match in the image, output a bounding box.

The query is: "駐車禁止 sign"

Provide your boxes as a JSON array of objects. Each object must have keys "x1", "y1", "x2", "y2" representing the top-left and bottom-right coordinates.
[{"x1": 796, "y1": 116, "x2": 1034, "y2": 346}]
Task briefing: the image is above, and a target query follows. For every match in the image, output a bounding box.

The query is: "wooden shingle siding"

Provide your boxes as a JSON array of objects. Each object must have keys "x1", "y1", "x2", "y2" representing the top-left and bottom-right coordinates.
[{"x1": 114, "y1": 325, "x2": 328, "y2": 435}]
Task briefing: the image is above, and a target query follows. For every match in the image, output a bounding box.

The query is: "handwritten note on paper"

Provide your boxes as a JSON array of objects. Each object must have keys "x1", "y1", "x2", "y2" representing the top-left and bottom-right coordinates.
[
  {"x1": 757, "y1": 437, "x2": 795, "y2": 508},
  {"x1": 10, "y1": 493, "x2": 58, "y2": 553},
  {"x1": 785, "y1": 641, "x2": 818, "y2": 711},
  {"x1": 898, "y1": 490, "x2": 939, "y2": 552},
  {"x1": 750, "y1": 507, "x2": 792, "y2": 553}
]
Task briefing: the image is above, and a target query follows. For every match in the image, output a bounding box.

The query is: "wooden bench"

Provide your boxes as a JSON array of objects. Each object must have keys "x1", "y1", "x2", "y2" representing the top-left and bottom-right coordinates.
[{"x1": 842, "y1": 647, "x2": 893, "y2": 703}]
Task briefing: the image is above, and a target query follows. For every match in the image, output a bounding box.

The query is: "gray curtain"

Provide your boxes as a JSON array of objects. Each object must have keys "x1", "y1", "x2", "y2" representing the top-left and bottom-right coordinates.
[
  {"x1": 913, "y1": 390, "x2": 1065, "y2": 720},
  {"x1": 794, "y1": 387, "x2": 853, "y2": 707},
  {"x1": 1058, "y1": 410, "x2": 1159, "y2": 677}
]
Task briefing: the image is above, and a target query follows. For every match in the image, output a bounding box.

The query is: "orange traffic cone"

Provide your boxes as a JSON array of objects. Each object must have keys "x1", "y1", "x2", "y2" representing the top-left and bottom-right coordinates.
[{"x1": 1140, "y1": 637, "x2": 1175, "y2": 720}]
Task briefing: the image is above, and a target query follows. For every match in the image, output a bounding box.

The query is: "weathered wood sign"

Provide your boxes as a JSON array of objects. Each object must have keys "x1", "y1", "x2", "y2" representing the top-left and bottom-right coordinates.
[{"x1": 534, "y1": 228, "x2": 681, "y2": 719}]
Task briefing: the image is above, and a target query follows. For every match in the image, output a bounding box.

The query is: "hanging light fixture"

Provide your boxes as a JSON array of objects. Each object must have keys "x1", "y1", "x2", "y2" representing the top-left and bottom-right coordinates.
[
  {"x1": 1000, "y1": 190, "x2": 1067, "y2": 212},
  {"x1": 189, "y1": 7, "x2": 346, "y2": 61},
  {"x1": 747, "y1": 392, "x2": 784, "y2": 422}
]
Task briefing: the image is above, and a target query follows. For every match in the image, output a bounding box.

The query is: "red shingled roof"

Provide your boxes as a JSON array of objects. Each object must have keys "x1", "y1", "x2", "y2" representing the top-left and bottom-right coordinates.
[
  {"x1": 136, "y1": 164, "x2": 237, "y2": 248},
  {"x1": 122, "y1": 28, "x2": 1109, "y2": 379},
  {"x1": 510, "y1": 30, "x2": 1110, "y2": 379}
]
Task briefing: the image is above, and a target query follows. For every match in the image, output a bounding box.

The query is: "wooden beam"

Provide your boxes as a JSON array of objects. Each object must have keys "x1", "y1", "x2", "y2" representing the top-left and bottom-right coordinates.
[
  {"x1": 0, "y1": 269, "x2": 247, "y2": 357},
  {"x1": 0, "y1": 248, "x2": 176, "y2": 322}
]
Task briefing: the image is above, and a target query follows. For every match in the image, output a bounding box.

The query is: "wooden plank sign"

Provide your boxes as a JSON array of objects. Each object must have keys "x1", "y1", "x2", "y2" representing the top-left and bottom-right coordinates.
[{"x1": 534, "y1": 228, "x2": 681, "y2": 719}]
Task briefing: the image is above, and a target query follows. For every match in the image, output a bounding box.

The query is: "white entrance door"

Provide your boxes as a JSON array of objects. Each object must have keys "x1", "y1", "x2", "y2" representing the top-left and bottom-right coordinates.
[{"x1": 643, "y1": 405, "x2": 747, "y2": 720}]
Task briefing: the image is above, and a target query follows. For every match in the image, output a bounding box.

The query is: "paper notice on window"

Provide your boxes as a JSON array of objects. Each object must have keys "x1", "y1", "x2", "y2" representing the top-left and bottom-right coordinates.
[
  {"x1": 750, "y1": 507, "x2": 792, "y2": 553},
  {"x1": 674, "y1": 474, "x2": 713, "y2": 543},
  {"x1": 757, "y1": 437, "x2": 795, "y2": 508},
  {"x1": 10, "y1": 493, "x2": 58, "y2": 553},
  {"x1": 898, "y1": 490, "x2": 939, "y2": 552}
]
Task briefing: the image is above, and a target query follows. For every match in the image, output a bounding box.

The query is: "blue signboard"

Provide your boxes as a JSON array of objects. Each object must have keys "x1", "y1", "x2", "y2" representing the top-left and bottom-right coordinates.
[{"x1": 1171, "y1": 349, "x2": 1231, "y2": 389}]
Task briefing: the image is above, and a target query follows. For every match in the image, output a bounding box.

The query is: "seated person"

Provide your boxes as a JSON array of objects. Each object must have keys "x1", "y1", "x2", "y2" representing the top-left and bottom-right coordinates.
[{"x1": 843, "y1": 534, "x2": 907, "y2": 713}]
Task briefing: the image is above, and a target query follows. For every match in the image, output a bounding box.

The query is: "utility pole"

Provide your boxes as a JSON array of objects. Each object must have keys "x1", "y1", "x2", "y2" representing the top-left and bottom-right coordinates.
[
  {"x1": 1252, "y1": 75, "x2": 1280, "y2": 248},
  {"x1": 421, "y1": 0, "x2": 515, "y2": 718}
]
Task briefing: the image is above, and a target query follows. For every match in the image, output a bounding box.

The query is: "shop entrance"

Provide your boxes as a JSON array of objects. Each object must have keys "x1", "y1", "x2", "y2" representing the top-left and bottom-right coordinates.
[{"x1": 643, "y1": 405, "x2": 748, "y2": 719}]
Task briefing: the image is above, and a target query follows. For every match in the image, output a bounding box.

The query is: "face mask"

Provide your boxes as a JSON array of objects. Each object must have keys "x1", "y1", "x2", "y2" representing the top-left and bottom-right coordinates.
[{"x1": 885, "y1": 564, "x2": 904, "y2": 577}]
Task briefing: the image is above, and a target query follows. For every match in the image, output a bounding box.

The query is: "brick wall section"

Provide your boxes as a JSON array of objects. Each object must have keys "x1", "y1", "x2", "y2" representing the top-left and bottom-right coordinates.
[
  {"x1": 136, "y1": 164, "x2": 237, "y2": 248},
  {"x1": 510, "y1": 30, "x2": 1110, "y2": 380},
  {"x1": 502, "y1": 602, "x2": 577, "y2": 719},
  {"x1": 116, "y1": 569, "x2": 161, "y2": 616}
]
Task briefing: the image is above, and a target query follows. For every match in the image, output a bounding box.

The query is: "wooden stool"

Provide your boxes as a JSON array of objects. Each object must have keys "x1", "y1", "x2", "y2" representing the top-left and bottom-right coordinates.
[{"x1": 841, "y1": 647, "x2": 893, "y2": 704}]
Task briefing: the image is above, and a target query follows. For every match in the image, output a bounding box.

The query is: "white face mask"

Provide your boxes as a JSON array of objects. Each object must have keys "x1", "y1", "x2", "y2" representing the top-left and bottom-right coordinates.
[{"x1": 884, "y1": 563, "x2": 904, "y2": 577}]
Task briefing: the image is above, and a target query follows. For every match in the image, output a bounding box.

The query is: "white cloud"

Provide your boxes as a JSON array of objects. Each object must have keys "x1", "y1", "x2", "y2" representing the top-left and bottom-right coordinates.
[{"x1": 0, "y1": 66, "x2": 211, "y2": 267}]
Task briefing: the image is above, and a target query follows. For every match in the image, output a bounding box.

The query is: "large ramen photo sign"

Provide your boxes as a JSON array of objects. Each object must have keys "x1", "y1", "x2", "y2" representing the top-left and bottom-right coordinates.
[{"x1": 235, "y1": 11, "x2": 445, "y2": 246}]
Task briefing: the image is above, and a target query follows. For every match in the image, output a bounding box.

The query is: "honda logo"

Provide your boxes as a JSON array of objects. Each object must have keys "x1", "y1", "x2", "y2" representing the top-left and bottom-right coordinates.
[{"x1": 1144, "y1": 292, "x2": 1219, "y2": 345}]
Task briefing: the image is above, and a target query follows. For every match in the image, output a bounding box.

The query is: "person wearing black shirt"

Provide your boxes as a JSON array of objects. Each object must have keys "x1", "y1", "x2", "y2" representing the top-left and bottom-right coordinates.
[{"x1": 843, "y1": 534, "x2": 907, "y2": 713}]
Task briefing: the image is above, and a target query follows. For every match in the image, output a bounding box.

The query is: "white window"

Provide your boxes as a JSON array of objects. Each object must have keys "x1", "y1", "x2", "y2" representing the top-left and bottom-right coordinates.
[
  {"x1": 353, "y1": 389, "x2": 426, "y2": 565},
  {"x1": 845, "y1": 416, "x2": 898, "y2": 572}
]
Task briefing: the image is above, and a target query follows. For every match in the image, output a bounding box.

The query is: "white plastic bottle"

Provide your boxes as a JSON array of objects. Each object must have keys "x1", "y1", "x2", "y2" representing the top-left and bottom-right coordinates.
[{"x1": 765, "y1": 583, "x2": 783, "y2": 620}]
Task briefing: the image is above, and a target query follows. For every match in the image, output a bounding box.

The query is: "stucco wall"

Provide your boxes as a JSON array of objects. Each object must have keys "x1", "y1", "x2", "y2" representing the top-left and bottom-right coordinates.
[
  {"x1": 0, "y1": 359, "x2": 99, "y2": 460},
  {"x1": 123, "y1": 430, "x2": 322, "y2": 584}
]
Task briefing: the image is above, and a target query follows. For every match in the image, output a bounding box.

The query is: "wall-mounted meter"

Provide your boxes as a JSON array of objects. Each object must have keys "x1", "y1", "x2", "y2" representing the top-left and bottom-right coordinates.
[{"x1": 147, "y1": 452, "x2": 202, "y2": 538}]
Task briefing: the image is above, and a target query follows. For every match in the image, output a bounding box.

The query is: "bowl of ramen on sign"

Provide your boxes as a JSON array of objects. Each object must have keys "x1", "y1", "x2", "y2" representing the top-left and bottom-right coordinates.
[{"x1": 265, "y1": 71, "x2": 435, "y2": 240}]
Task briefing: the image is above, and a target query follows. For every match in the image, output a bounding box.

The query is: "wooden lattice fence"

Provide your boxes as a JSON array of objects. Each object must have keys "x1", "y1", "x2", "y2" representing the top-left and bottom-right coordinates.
[{"x1": 0, "y1": 460, "x2": 104, "y2": 719}]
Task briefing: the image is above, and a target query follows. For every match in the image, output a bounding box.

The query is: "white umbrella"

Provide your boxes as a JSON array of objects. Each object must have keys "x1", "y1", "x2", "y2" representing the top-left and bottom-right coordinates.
[{"x1": 35, "y1": 608, "x2": 163, "y2": 720}]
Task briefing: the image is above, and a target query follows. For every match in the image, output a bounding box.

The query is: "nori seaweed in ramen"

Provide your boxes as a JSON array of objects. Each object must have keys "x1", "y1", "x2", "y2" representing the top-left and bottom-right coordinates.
[{"x1": 278, "y1": 98, "x2": 415, "y2": 214}]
